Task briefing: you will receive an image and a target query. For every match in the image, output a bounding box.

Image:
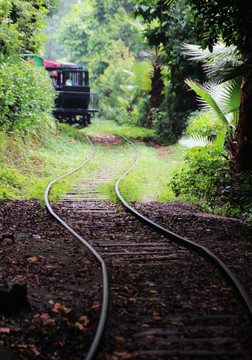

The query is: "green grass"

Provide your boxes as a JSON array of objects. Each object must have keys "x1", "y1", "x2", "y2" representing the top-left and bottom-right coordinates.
[
  {"x1": 116, "y1": 142, "x2": 184, "y2": 202},
  {"x1": 1, "y1": 116, "x2": 249, "y2": 221},
  {"x1": 0, "y1": 119, "x2": 184, "y2": 204},
  {"x1": 0, "y1": 125, "x2": 93, "y2": 202},
  {"x1": 79, "y1": 117, "x2": 157, "y2": 139}
]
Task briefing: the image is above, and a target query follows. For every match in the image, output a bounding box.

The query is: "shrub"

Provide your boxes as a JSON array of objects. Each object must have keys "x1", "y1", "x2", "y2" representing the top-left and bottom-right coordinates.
[
  {"x1": 152, "y1": 108, "x2": 180, "y2": 145},
  {"x1": 0, "y1": 60, "x2": 56, "y2": 134},
  {"x1": 135, "y1": 95, "x2": 151, "y2": 127},
  {"x1": 157, "y1": 90, "x2": 188, "y2": 144},
  {"x1": 99, "y1": 105, "x2": 130, "y2": 125},
  {"x1": 171, "y1": 144, "x2": 231, "y2": 207},
  {"x1": 185, "y1": 110, "x2": 224, "y2": 140}
]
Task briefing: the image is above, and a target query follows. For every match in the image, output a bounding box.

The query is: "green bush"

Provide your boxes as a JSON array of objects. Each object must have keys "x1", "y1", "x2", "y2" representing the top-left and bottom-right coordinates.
[
  {"x1": 135, "y1": 96, "x2": 151, "y2": 127},
  {"x1": 0, "y1": 163, "x2": 26, "y2": 200},
  {"x1": 157, "y1": 91, "x2": 188, "y2": 144},
  {"x1": 171, "y1": 144, "x2": 231, "y2": 207},
  {"x1": 185, "y1": 110, "x2": 224, "y2": 140},
  {"x1": 0, "y1": 60, "x2": 56, "y2": 134},
  {"x1": 99, "y1": 105, "x2": 130, "y2": 124},
  {"x1": 0, "y1": 1, "x2": 49, "y2": 57}
]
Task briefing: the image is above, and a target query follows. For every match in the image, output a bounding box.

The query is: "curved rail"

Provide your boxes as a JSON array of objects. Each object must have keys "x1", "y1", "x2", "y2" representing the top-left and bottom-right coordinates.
[
  {"x1": 45, "y1": 135, "x2": 109, "y2": 360},
  {"x1": 115, "y1": 134, "x2": 252, "y2": 322}
]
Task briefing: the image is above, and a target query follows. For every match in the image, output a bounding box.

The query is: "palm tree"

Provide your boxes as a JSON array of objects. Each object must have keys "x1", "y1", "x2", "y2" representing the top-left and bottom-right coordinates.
[
  {"x1": 129, "y1": 19, "x2": 164, "y2": 127},
  {"x1": 183, "y1": 42, "x2": 252, "y2": 205},
  {"x1": 183, "y1": 42, "x2": 242, "y2": 166},
  {"x1": 117, "y1": 62, "x2": 152, "y2": 113}
]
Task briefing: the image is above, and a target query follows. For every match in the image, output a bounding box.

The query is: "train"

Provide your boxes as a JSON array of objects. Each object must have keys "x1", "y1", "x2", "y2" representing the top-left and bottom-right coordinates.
[{"x1": 21, "y1": 54, "x2": 98, "y2": 126}]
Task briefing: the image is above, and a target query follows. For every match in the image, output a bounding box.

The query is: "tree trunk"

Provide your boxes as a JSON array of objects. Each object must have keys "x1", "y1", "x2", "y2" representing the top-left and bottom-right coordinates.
[
  {"x1": 235, "y1": 74, "x2": 252, "y2": 173},
  {"x1": 146, "y1": 64, "x2": 164, "y2": 128},
  {"x1": 228, "y1": 70, "x2": 252, "y2": 203}
]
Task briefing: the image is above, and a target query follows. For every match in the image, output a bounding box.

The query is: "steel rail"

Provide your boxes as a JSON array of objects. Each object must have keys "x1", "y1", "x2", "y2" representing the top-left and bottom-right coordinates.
[
  {"x1": 45, "y1": 135, "x2": 109, "y2": 360},
  {"x1": 115, "y1": 134, "x2": 252, "y2": 322}
]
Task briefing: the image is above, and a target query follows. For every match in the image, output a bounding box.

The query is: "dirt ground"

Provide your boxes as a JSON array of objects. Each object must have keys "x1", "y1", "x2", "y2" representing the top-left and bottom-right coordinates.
[{"x1": 0, "y1": 199, "x2": 251, "y2": 359}]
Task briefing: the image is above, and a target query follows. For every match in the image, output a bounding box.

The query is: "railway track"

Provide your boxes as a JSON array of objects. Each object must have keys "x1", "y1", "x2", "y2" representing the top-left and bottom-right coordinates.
[
  {"x1": 0, "y1": 134, "x2": 251, "y2": 359},
  {"x1": 45, "y1": 134, "x2": 252, "y2": 359}
]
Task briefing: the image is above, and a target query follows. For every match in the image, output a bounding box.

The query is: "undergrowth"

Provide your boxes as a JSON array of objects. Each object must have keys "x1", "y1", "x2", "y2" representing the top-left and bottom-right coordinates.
[
  {"x1": 0, "y1": 124, "x2": 91, "y2": 202},
  {"x1": 0, "y1": 119, "x2": 178, "y2": 205},
  {"x1": 0, "y1": 117, "x2": 250, "y2": 222}
]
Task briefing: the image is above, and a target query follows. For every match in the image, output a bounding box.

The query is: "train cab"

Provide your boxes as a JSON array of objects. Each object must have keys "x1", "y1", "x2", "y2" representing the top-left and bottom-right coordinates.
[{"x1": 44, "y1": 61, "x2": 98, "y2": 126}]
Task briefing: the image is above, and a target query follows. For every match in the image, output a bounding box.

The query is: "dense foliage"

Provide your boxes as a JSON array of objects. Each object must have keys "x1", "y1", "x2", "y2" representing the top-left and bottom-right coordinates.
[
  {"x1": 0, "y1": 0, "x2": 55, "y2": 54},
  {"x1": 171, "y1": 145, "x2": 231, "y2": 208},
  {"x1": 0, "y1": 61, "x2": 55, "y2": 132},
  {"x1": 45, "y1": 1, "x2": 201, "y2": 142},
  {"x1": 133, "y1": 0, "x2": 251, "y2": 217},
  {"x1": 0, "y1": 0, "x2": 57, "y2": 133},
  {"x1": 1, "y1": 0, "x2": 250, "y2": 218},
  {"x1": 184, "y1": 111, "x2": 224, "y2": 140},
  {"x1": 182, "y1": 0, "x2": 252, "y2": 175},
  {"x1": 185, "y1": 0, "x2": 252, "y2": 56},
  {"x1": 58, "y1": 0, "x2": 142, "y2": 81},
  {"x1": 171, "y1": 43, "x2": 251, "y2": 218},
  {"x1": 132, "y1": 0, "x2": 204, "y2": 142}
]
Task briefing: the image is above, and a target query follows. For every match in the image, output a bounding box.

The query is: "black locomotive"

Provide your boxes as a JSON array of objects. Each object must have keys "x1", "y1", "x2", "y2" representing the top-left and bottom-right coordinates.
[
  {"x1": 21, "y1": 54, "x2": 98, "y2": 126},
  {"x1": 45, "y1": 62, "x2": 98, "y2": 126}
]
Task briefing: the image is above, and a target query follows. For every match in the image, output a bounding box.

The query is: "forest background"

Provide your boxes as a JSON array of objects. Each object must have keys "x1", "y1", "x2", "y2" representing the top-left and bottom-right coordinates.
[{"x1": 44, "y1": 0, "x2": 203, "y2": 144}]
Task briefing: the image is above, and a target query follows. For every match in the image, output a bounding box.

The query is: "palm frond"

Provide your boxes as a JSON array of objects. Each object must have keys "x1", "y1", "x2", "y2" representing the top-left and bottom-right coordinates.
[
  {"x1": 217, "y1": 64, "x2": 248, "y2": 82},
  {"x1": 122, "y1": 70, "x2": 135, "y2": 78},
  {"x1": 219, "y1": 79, "x2": 241, "y2": 115},
  {"x1": 182, "y1": 42, "x2": 238, "y2": 62},
  {"x1": 119, "y1": 84, "x2": 138, "y2": 100},
  {"x1": 185, "y1": 79, "x2": 231, "y2": 131},
  {"x1": 139, "y1": 49, "x2": 155, "y2": 59},
  {"x1": 127, "y1": 18, "x2": 144, "y2": 32},
  {"x1": 179, "y1": 135, "x2": 210, "y2": 148},
  {"x1": 182, "y1": 42, "x2": 241, "y2": 79},
  {"x1": 214, "y1": 129, "x2": 226, "y2": 149},
  {"x1": 117, "y1": 96, "x2": 129, "y2": 110},
  {"x1": 132, "y1": 61, "x2": 152, "y2": 91}
]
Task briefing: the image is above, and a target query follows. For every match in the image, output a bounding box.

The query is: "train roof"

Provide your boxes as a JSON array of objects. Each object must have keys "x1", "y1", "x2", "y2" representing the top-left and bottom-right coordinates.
[
  {"x1": 44, "y1": 60, "x2": 82, "y2": 69},
  {"x1": 43, "y1": 60, "x2": 61, "y2": 67},
  {"x1": 20, "y1": 54, "x2": 44, "y2": 67}
]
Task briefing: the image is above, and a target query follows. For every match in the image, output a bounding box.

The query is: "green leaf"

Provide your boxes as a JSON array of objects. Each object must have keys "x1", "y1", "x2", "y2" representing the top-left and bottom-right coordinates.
[
  {"x1": 214, "y1": 129, "x2": 226, "y2": 149},
  {"x1": 185, "y1": 79, "x2": 231, "y2": 131}
]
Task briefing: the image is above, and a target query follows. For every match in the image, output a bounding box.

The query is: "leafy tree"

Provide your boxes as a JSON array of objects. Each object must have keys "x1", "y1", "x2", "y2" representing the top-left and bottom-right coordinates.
[
  {"x1": 176, "y1": 0, "x2": 252, "y2": 173},
  {"x1": 0, "y1": 0, "x2": 57, "y2": 54},
  {"x1": 131, "y1": 0, "x2": 204, "y2": 141},
  {"x1": 43, "y1": 0, "x2": 80, "y2": 60},
  {"x1": 57, "y1": 0, "x2": 143, "y2": 81},
  {"x1": 98, "y1": 44, "x2": 136, "y2": 120}
]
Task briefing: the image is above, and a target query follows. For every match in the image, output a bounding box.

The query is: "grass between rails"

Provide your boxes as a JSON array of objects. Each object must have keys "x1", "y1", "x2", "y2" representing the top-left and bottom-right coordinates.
[
  {"x1": 0, "y1": 118, "x2": 184, "y2": 205},
  {"x1": 111, "y1": 141, "x2": 184, "y2": 203},
  {"x1": 79, "y1": 118, "x2": 157, "y2": 139}
]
